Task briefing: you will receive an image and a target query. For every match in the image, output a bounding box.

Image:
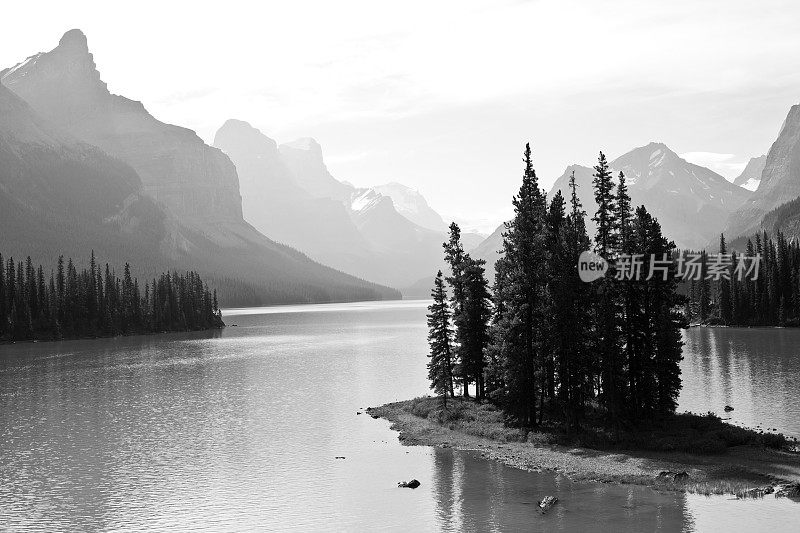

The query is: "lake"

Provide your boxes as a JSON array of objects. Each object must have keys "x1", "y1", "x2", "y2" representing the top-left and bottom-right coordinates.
[{"x1": 0, "y1": 300, "x2": 798, "y2": 531}]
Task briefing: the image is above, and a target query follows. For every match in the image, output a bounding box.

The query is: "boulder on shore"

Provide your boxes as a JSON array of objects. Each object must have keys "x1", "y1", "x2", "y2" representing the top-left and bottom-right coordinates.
[{"x1": 398, "y1": 479, "x2": 421, "y2": 489}]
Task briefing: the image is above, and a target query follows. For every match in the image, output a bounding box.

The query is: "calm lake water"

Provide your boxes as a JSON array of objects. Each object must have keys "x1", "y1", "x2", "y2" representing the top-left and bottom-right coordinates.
[{"x1": 0, "y1": 300, "x2": 798, "y2": 531}]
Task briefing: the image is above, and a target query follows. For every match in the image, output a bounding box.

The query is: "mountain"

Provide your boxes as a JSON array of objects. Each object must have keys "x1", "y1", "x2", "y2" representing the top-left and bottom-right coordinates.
[
  {"x1": 733, "y1": 155, "x2": 767, "y2": 191},
  {"x1": 372, "y1": 182, "x2": 448, "y2": 232},
  {"x1": 0, "y1": 79, "x2": 180, "y2": 270},
  {"x1": 724, "y1": 105, "x2": 800, "y2": 240},
  {"x1": 604, "y1": 143, "x2": 750, "y2": 249},
  {"x1": 349, "y1": 187, "x2": 443, "y2": 265},
  {"x1": 279, "y1": 138, "x2": 353, "y2": 202},
  {"x1": 474, "y1": 142, "x2": 751, "y2": 269},
  {"x1": 1, "y1": 30, "x2": 398, "y2": 304},
  {"x1": 213, "y1": 120, "x2": 375, "y2": 274},
  {"x1": 214, "y1": 120, "x2": 451, "y2": 287},
  {"x1": 1, "y1": 30, "x2": 242, "y2": 228}
]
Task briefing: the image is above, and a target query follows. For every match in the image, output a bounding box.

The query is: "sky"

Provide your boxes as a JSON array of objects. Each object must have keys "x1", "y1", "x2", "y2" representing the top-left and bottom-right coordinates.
[{"x1": 1, "y1": 0, "x2": 799, "y2": 233}]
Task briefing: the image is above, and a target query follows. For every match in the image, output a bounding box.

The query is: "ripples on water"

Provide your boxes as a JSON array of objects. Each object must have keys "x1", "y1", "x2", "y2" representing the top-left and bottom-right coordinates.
[{"x1": 0, "y1": 302, "x2": 798, "y2": 531}]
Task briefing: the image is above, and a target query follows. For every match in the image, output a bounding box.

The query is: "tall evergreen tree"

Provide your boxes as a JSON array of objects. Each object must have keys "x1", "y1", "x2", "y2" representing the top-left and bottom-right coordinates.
[
  {"x1": 490, "y1": 143, "x2": 549, "y2": 426},
  {"x1": 427, "y1": 271, "x2": 456, "y2": 405},
  {"x1": 591, "y1": 152, "x2": 623, "y2": 425}
]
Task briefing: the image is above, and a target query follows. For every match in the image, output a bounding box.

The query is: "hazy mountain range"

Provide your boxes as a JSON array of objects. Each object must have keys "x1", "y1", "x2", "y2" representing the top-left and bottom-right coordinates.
[
  {"x1": 0, "y1": 30, "x2": 397, "y2": 304},
  {"x1": 473, "y1": 142, "x2": 753, "y2": 269},
  {"x1": 213, "y1": 119, "x2": 483, "y2": 288},
  {"x1": 4, "y1": 29, "x2": 800, "y2": 302}
]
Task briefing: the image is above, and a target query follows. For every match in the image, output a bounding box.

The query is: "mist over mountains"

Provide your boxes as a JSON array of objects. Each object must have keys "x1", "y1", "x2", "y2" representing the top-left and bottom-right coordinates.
[
  {"x1": 0, "y1": 30, "x2": 398, "y2": 305},
  {"x1": 3, "y1": 29, "x2": 800, "y2": 302},
  {"x1": 214, "y1": 118, "x2": 483, "y2": 288}
]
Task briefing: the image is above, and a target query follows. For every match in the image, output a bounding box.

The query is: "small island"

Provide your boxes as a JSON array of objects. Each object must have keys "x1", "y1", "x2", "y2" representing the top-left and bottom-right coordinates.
[
  {"x1": 372, "y1": 147, "x2": 800, "y2": 500},
  {"x1": 369, "y1": 397, "x2": 800, "y2": 498}
]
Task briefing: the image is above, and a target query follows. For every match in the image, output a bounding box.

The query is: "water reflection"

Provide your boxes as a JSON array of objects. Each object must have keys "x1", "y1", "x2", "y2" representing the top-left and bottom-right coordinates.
[
  {"x1": 680, "y1": 328, "x2": 800, "y2": 437},
  {"x1": 0, "y1": 303, "x2": 798, "y2": 531},
  {"x1": 430, "y1": 448, "x2": 692, "y2": 532}
]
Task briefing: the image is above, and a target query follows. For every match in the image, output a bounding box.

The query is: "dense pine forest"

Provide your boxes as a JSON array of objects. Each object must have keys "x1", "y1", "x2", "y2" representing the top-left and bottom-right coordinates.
[
  {"x1": 685, "y1": 232, "x2": 800, "y2": 327},
  {"x1": 427, "y1": 145, "x2": 685, "y2": 431},
  {"x1": 0, "y1": 251, "x2": 224, "y2": 342}
]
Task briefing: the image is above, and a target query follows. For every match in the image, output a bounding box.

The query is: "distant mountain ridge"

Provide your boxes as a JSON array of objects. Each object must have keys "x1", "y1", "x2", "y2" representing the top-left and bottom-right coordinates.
[
  {"x1": 473, "y1": 142, "x2": 751, "y2": 269},
  {"x1": 733, "y1": 155, "x2": 767, "y2": 191},
  {"x1": 724, "y1": 105, "x2": 800, "y2": 241},
  {"x1": 1, "y1": 30, "x2": 398, "y2": 304},
  {"x1": 372, "y1": 182, "x2": 448, "y2": 232},
  {"x1": 214, "y1": 119, "x2": 476, "y2": 288}
]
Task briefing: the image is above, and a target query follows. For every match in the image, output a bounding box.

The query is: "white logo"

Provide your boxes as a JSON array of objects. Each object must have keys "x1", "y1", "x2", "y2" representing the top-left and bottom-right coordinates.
[{"x1": 578, "y1": 251, "x2": 608, "y2": 282}]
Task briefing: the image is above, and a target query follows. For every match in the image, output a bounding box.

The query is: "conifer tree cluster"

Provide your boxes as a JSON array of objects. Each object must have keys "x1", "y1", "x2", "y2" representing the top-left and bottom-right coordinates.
[
  {"x1": 0, "y1": 251, "x2": 224, "y2": 342},
  {"x1": 687, "y1": 231, "x2": 800, "y2": 327},
  {"x1": 426, "y1": 224, "x2": 492, "y2": 403},
  {"x1": 426, "y1": 145, "x2": 687, "y2": 430}
]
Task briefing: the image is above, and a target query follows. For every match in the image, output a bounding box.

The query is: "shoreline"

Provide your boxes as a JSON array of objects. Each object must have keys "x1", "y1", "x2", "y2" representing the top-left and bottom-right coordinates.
[
  {"x1": 368, "y1": 398, "x2": 800, "y2": 498},
  {"x1": 0, "y1": 325, "x2": 225, "y2": 346}
]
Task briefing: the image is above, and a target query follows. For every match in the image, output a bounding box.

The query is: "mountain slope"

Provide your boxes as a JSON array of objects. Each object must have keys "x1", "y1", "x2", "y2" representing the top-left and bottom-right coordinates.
[
  {"x1": 213, "y1": 119, "x2": 374, "y2": 271},
  {"x1": 0, "y1": 79, "x2": 186, "y2": 271},
  {"x1": 733, "y1": 155, "x2": 767, "y2": 191},
  {"x1": 724, "y1": 105, "x2": 800, "y2": 240},
  {"x1": 608, "y1": 143, "x2": 750, "y2": 248},
  {"x1": 1, "y1": 30, "x2": 398, "y2": 303},
  {"x1": 214, "y1": 120, "x2": 448, "y2": 287},
  {"x1": 1, "y1": 30, "x2": 242, "y2": 227}
]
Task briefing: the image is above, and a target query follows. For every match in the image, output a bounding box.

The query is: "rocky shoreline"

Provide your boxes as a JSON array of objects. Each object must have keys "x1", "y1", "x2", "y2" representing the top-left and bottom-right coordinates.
[{"x1": 368, "y1": 398, "x2": 800, "y2": 498}]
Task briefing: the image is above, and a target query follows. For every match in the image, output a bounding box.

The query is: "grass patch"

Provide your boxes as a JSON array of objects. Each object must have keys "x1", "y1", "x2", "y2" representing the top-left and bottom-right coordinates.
[{"x1": 395, "y1": 396, "x2": 791, "y2": 456}]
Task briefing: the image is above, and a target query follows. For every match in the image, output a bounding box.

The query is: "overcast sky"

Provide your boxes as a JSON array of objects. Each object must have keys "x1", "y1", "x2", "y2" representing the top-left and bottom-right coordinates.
[{"x1": 2, "y1": 0, "x2": 799, "y2": 232}]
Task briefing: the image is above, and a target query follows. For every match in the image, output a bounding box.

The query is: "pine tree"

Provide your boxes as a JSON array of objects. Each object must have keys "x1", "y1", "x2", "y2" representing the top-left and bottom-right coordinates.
[
  {"x1": 490, "y1": 143, "x2": 549, "y2": 426},
  {"x1": 718, "y1": 234, "x2": 732, "y2": 324},
  {"x1": 458, "y1": 257, "x2": 492, "y2": 399},
  {"x1": 632, "y1": 207, "x2": 686, "y2": 414},
  {"x1": 427, "y1": 271, "x2": 455, "y2": 405},
  {"x1": 591, "y1": 152, "x2": 623, "y2": 425}
]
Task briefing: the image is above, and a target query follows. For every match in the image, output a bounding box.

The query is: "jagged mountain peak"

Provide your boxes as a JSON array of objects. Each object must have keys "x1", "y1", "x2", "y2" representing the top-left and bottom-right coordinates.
[
  {"x1": 611, "y1": 142, "x2": 682, "y2": 180},
  {"x1": 724, "y1": 103, "x2": 800, "y2": 239},
  {"x1": 215, "y1": 119, "x2": 279, "y2": 154},
  {"x1": 1, "y1": 28, "x2": 107, "y2": 115},
  {"x1": 733, "y1": 155, "x2": 767, "y2": 191},
  {"x1": 58, "y1": 29, "x2": 89, "y2": 51}
]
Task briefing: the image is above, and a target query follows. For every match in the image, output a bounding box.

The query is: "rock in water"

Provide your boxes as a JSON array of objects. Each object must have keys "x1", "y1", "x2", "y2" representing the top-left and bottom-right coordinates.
[
  {"x1": 538, "y1": 496, "x2": 558, "y2": 514},
  {"x1": 398, "y1": 479, "x2": 421, "y2": 489}
]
